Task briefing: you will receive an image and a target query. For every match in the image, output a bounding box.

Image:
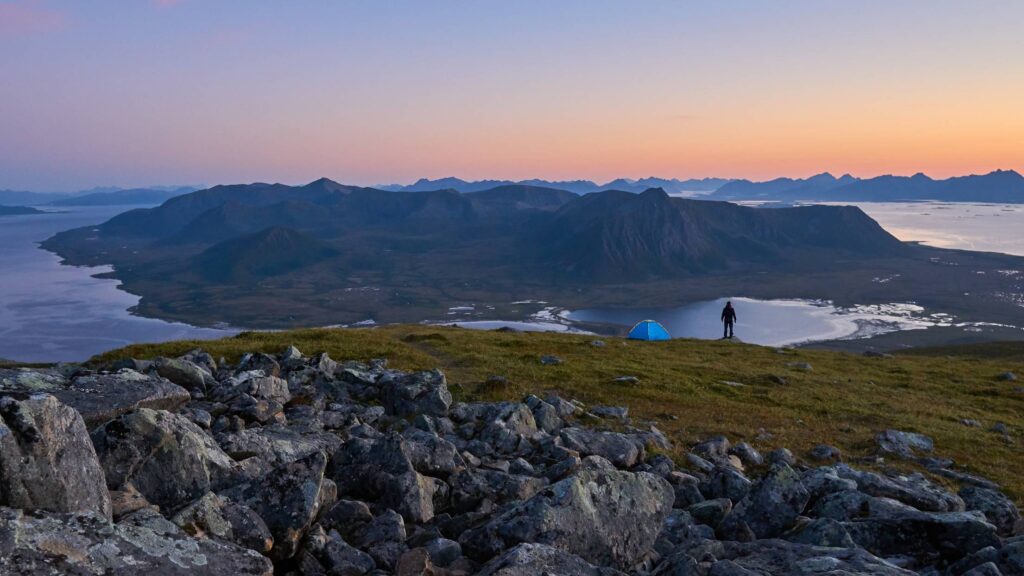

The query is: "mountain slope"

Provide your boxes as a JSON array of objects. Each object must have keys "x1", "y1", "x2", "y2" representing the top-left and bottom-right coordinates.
[{"x1": 191, "y1": 226, "x2": 339, "y2": 282}]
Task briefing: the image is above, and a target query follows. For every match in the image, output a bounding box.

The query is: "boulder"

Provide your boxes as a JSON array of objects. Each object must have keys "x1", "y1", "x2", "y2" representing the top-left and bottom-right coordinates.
[
  {"x1": 91, "y1": 408, "x2": 240, "y2": 511},
  {"x1": 0, "y1": 506, "x2": 273, "y2": 575},
  {"x1": 559, "y1": 428, "x2": 644, "y2": 469},
  {"x1": 0, "y1": 368, "x2": 190, "y2": 428},
  {"x1": 460, "y1": 469, "x2": 674, "y2": 570},
  {"x1": 171, "y1": 491, "x2": 273, "y2": 553},
  {"x1": 659, "y1": 539, "x2": 914, "y2": 575},
  {"x1": 718, "y1": 463, "x2": 809, "y2": 540},
  {"x1": 477, "y1": 543, "x2": 625, "y2": 576},
  {"x1": 220, "y1": 451, "x2": 332, "y2": 561},
  {"x1": 0, "y1": 393, "x2": 111, "y2": 518},
  {"x1": 874, "y1": 429, "x2": 934, "y2": 459},
  {"x1": 152, "y1": 357, "x2": 217, "y2": 393},
  {"x1": 329, "y1": 434, "x2": 436, "y2": 523},
  {"x1": 960, "y1": 485, "x2": 1022, "y2": 536},
  {"x1": 380, "y1": 369, "x2": 452, "y2": 418},
  {"x1": 843, "y1": 509, "x2": 1000, "y2": 563},
  {"x1": 217, "y1": 424, "x2": 342, "y2": 467},
  {"x1": 834, "y1": 464, "x2": 964, "y2": 512}
]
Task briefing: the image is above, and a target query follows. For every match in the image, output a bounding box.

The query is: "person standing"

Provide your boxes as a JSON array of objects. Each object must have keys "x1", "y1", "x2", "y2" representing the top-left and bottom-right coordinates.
[{"x1": 721, "y1": 301, "x2": 737, "y2": 339}]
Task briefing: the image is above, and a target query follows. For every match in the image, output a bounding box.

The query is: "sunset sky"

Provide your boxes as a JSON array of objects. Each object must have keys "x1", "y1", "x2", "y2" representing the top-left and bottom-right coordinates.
[{"x1": 2, "y1": 0, "x2": 1023, "y2": 191}]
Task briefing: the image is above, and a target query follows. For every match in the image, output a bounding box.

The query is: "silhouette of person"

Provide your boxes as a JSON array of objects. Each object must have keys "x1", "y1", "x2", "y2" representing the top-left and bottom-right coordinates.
[{"x1": 721, "y1": 301, "x2": 737, "y2": 339}]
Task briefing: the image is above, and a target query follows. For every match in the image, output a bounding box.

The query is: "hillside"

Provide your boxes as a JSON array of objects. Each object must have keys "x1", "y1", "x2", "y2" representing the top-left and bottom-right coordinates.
[
  {"x1": 92, "y1": 325, "x2": 1024, "y2": 502},
  {"x1": 192, "y1": 226, "x2": 339, "y2": 282}
]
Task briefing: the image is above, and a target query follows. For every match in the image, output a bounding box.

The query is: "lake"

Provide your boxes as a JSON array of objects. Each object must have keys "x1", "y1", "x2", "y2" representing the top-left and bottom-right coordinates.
[
  {"x1": 566, "y1": 297, "x2": 954, "y2": 347},
  {"x1": 0, "y1": 206, "x2": 233, "y2": 363},
  {"x1": 824, "y1": 201, "x2": 1024, "y2": 256}
]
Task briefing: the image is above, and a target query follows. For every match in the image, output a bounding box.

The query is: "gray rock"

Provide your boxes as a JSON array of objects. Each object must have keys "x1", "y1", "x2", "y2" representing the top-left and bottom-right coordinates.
[
  {"x1": 701, "y1": 466, "x2": 752, "y2": 502},
  {"x1": 687, "y1": 498, "x2": 732, "y2": 528},
  {"x1": 785, "y1": 517, "x2": 855, "y2": 548},
  {"x1": 460, "y1": 469, "x2": 674, "y2": 569},
  {"x1": 540, "y1": 355, "x2": 564, "y2": 366},
  {"x1": 719, "y1": 463, "x2": 810, "y2": 540},
  {"x1": 766, "y1": 447, "x2": 795, "y2": 466},
  {"x1": 728, "y1": 442, "x2": 763, "y2": 467},
  {"x1": 329, "y1": 434, "x2": 436, "y2": 523},
  {"x1": 152, "y1": 357, "x2": 216, "y2": 393},
  {"x1": 0, "y1": 393, "x2": 111, "y2": 518},
  {"x1": 354, "y1": 508, "x2": 406, "y2": 548},
  {"x1": 0, "y1": 368, "x2": 190, "y2": 428},
  {"x1": 171, "y1": 491, "x2": 273, "y2": 553},
  {"x1": 960, "y1": 485, "x2": 1022, "y2": 536},
  {"x1": 874, "y1": 429, "x2": 934, "y2": 458},
  {"x1": 809, "y1": 489, "x2": 919, "y2": 522},
  {"x1": 834, "y1": 464, "x2": 964, "y2": 512},
  {"x1": 0, "y1": 506, "x2": 273, "y2": 575},
  {"x1": 237, "y1": 352, "x2": 281, "y2": 378},
  {"x1": 218, "y1": 424, "x2": 342, "y2": 468},
  {"x1": 544, "y1": 395, "x2": 580, "y2": 418},
  {"x1": 559, "y1": 427, "x2": 644, "y2": 469},
  {"x1": 449, "y1": 468, "x2": 547, "y2": 512},
  {"x1": 997, "y1": 371, "x2": 1017, "y2": 382},
  {"x1": 220, "y1": 451, "x2": 331, "y2": 561},
  {"x1": 665, "y1": 539, "x2": 913, "y2": 575},
  {"x1": 785, "y1": 362, "x2": 813, "y2": 371},
  {"x1": 531, "y1": 400, "x2": 564, "y2": 434},
  {"x1": 380, "y1": 369, "x2": 452, "y2": 418},
  {"x1": 321, "y1": 529, "x2": 376, "y2": 575},
  {"x1": 91, "y1": 408, "x2": 240, "y2": 511},
  {"x1": 843, "y1": 509, "x2": 1000, "y2": 563},
  {"x1": 963, "y1": 562, "x2": 1003, "y2": 576},
  {"x1": 591, "y1": 405, "x2": 629, "y2": 419},
  {"x1": 807, "y1": 444, "x2": 841, "y2": 462},
  {"x1": 477, "y1": 543, "x2": 624, "y2": 575},
  {"x1": 425, "y1": 537, "x2": 462, "y2": 567}
]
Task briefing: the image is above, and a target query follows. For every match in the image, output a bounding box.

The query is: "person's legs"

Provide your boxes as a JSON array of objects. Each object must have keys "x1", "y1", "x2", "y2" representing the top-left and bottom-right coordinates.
[
  {"x1": 723, "y1": 322, "x2": 729, "y2": 338},
  {"x1": 727, "y1": 322, "x2": 734, "y2": 338}
]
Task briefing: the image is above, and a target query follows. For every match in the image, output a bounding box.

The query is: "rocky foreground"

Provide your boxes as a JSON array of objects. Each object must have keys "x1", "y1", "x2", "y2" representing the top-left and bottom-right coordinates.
[{"x1": 0, "y1": 348, "x2": 1022, "y2": 575}]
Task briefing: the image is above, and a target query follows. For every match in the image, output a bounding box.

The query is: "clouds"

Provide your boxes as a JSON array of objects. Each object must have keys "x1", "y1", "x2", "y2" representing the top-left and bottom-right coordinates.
[{"x1": 0, "y1": 0, "x2": 68, "y2": 35}]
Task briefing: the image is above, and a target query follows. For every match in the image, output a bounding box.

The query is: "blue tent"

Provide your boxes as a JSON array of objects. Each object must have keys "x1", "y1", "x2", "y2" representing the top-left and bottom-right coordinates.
[{"x1": 627, "y1": 319, "x2": 671, "y2": 341}]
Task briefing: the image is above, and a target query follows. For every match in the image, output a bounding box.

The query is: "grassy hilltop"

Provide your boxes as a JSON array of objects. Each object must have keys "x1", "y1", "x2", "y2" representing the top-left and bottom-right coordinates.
[{"x1": 93, "y1": 325, "x2": 1024, "y2": 501}]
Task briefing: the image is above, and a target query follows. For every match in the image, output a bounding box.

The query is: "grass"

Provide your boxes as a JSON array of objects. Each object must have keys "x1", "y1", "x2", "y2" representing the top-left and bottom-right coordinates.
[{"x1": 92, "y1": 325, "x2": 1024, "y2": 502}]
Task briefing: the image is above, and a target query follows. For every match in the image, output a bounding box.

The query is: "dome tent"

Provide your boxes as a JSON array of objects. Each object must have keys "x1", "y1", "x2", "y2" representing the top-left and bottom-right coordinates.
[{"x1": 627, "y1": 319, "x2": 671, "y2": 341}]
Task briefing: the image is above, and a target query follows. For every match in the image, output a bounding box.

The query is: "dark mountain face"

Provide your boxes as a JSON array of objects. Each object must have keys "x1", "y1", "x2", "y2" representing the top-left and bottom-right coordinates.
[
  {"x1": 192, "y1": 226, "x2": 339, "y2": 282},
  {"x1": 536, "y1": 189, "x2": 907, "y2": 279}
]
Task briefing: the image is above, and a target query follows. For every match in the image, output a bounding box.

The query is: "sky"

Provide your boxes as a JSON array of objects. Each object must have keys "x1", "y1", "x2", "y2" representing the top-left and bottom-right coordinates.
[{"x1": 2, "y1": 0, "x2": 1023, "y2": 191}]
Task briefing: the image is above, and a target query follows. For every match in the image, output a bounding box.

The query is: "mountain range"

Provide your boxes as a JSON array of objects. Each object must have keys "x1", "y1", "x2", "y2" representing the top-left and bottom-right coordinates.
[
  {"x1": 709, "y1": 169, "x2": 1024, "y2": 203},
  {"x1": 39, "y1": 177, "x2": 1024, "y2": 330},
  {"x1": 45, "y1": 178, "x2": 906, "y2": 281},
  {"x1": 0, "y1": 185, "x2": 198, "y2": 207},
  {"x1": 378, "y1": 176, "x2": 732, "y2": 195}
]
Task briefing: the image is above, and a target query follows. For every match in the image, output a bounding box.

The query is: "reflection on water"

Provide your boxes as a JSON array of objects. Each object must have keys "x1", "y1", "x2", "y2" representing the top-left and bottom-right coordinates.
[
  {"x1": 0, "y1": 206, "x2": 234, "y2": 363},
  {"x1": 566, "y1": 297, "x2": 953, "y2": 347}
]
